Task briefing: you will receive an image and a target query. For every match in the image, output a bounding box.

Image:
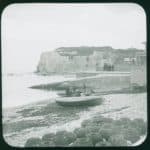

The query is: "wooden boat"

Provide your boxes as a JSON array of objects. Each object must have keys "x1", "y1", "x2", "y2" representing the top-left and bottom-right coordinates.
[
  {"x1": 55, "y1": 96, "x2": 102, "y2": 106},
  {"x1": 57, "y1": 90, "x2": 66, "y2": 97}
]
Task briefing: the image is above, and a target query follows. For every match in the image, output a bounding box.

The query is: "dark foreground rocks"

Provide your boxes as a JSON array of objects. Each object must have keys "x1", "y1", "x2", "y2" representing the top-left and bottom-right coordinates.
[{"x1": 24, "y1": 116, "x2": 147, "y2": 147}]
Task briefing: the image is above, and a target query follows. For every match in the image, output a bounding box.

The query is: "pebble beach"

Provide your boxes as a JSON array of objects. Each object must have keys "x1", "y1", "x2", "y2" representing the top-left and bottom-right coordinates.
[{"x1": 3, "y1": 92, "x2": 147, "y2": 147}]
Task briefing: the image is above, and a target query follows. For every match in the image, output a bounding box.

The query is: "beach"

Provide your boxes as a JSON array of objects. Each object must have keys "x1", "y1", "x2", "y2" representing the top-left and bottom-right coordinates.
[{"x1": 3, "y1": 91, "x2": 147, "y2": 147}]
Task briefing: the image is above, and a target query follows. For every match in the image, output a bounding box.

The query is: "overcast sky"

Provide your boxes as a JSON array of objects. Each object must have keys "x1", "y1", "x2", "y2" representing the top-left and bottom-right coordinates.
[{"x1": 2, "y1": 3, "x2": 146, "y2": 73}]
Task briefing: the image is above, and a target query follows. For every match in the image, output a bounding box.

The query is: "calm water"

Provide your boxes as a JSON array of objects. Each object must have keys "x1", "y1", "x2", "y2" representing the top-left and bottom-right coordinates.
[{"x1": 2, "y1": 73, "x2": 75, "y2": 108}]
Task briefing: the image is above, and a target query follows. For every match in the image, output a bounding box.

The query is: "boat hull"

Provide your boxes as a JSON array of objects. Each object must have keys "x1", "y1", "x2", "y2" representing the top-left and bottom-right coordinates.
[{"x1": 55, "y1": 96, "x2": 102, "y2": 106}]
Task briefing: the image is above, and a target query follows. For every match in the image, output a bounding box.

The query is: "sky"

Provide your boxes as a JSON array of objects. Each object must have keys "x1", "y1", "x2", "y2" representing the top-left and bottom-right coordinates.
[{"x1": 1, "y1": 3, "x2": 146, "y2": 73}]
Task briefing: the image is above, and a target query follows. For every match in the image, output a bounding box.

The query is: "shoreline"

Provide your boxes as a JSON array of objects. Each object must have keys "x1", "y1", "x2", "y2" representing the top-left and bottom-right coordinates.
[
  {"x1": 3, "y1": 92, "x2": 147, "y2": 147},
  {"x1": 3, "y1": 87, "x2": 146, "y2": 111}
]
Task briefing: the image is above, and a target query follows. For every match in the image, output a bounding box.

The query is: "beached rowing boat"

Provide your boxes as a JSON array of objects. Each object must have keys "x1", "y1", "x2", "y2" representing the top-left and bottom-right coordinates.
[{"x1": 55, "y1": 96, "x2": 102, "y2": 106}]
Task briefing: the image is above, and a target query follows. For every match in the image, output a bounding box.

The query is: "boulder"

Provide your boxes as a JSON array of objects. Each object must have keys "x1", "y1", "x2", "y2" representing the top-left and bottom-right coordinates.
[
  {"x1": 86, "y1": 125, "x2": 100, "y2": 134},
  {"x1": 98, "y1": 128, "x2": 114, "y2": 140},
  {"x1": 25, "y1": 137, "x2": 43, "y2": 147},
  {"x1": 108, "y1": 134, "x2": 128, "y2": 146},
  {"x1": 114, "y1": 118, "x2": 131, "y2": 127},
  {"x1": 53, "y1": 130, "x2": 70, "y2": 146},
  {"x1": 64, "y1": 132, "x2": 76, "y2": 144},
  {"x1": 81, "y1": 119, "x2": 93, "y2": 127},
  {"x1": 42, "y1": 133, "x2": 55, "y2": 146},
  {"x1": 122, "y1": 127, "x2": 140, "y2": 143},
  {"x1": 74, "y1": 128, "x2": 87, "y2": 138},
  {"x1": 131, "y1": 118, "x2": 147, "y2": 135},
  {"x1": 86, "y1": 132, "x2": 103, "y2": 146},
  {"x1": 71, "y1": 137, "x2": 93, "y2": 146}
]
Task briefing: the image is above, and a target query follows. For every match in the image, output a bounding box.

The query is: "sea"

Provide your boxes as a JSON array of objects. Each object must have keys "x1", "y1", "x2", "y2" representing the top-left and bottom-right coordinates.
[{"x1": 2, "y1": 72, "x2": 75, "y2": 109}]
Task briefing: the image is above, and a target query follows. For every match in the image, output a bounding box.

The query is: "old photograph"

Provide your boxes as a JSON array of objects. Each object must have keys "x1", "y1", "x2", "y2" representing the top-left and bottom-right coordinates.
[{"x1": 2, "y1": 3, "x2": 147, "y2": 147}]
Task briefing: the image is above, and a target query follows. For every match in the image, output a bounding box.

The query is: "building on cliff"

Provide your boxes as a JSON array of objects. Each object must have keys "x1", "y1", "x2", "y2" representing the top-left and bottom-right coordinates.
[{"x1": 37, "y1": 47, "x2": 146, "y2": 74}]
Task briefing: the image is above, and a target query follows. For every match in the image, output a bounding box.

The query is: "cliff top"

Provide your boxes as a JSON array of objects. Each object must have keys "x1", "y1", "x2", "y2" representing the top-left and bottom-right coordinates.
[{"x1": 55, "y1": 46, "x2": 145, "y2": 56}]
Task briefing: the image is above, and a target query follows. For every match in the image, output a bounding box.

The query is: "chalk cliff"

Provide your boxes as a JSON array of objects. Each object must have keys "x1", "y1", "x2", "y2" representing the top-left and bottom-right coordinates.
[{"x1": 37, "y1": 47, "x2": 145, "y2": 75}]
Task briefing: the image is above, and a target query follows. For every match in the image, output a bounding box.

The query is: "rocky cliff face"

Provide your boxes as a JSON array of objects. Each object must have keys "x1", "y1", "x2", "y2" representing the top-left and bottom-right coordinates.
[
  {"x1": 37, "y1": 47, "x2": 145, "y2": 75},
  {"x1": 37, "y1": 51, "x2": 66, "y2": 74},
  {"x1": 37, "y1": 51, "x2": 91, "y2": 74}
]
